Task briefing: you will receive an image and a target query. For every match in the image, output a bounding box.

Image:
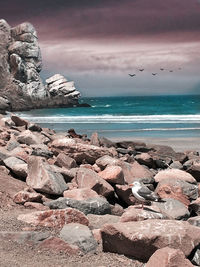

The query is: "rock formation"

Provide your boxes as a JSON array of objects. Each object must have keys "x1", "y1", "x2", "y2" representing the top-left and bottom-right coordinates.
[{"x1": 0, "y1": 19, "x2": 81, "y2": 113}]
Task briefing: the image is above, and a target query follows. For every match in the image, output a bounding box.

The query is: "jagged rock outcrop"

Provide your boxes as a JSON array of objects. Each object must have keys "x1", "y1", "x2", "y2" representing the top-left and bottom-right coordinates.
[{"x1": 0, "y1": 19, "x2": 81, "y2": 113}]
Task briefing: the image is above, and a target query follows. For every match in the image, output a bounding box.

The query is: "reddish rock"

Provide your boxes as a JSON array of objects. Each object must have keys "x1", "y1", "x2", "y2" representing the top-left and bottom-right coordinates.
[
  {"x1": 101, "y1": 220, "x2": 200, "y2": 261},
  {"x1": 11, "y1": 115, "x2": 28, "y2": 127},
  {"x1": 13, "y1": 190, "x2": 42, "y2": 204},
  {"x1": 17, "y1": 208, "x2": 89, "y2": 228},
  {"x1": 115, "y1": 184, "x2": 136, "y2": 205},
  {"x1": 87, "y1": 214, "x2": 120, "y2": 229},
  {"x1": 38, "y1": 237, "x2": 80, "y2": 254},
  {"x1": 51, "y1": 137, "x2": 116, "y2": 164},
  {"x1": 95, "y1": 155, "x2": 120, "y2": 170},
  {"x1": 146, "y1": 247, "x2": 194, "y2": 267},
  {"x1": 92, "y1": 163, "x2": 101, "y2": 173},
  {"x1": 75, "y1": 168, "x2": 114, "y2": 198},
  {"x1": 92, "y1": 229, "x2": 102, "y2": 243},
  {"x1": 154, "y1": 169, "x2": 196, "y2": 184},
  {"x1": 26, "y1": 156, "x2": 68, "y2": 195},
  {"x1": 24, "y1": 202, "x2": 49, "y2": 211},
  {"x1": 118, "y1": 161, "x2": 154, "y2": 184},
  {"x1": 98, "y1": 165, "x2": 125, "y2": 185},
  {"x1": 90, "y1": 132, "x2": 100, "y2": 147},
  {"x1": 16, "y1": 130, "x2": 41, "y2": 145},
  {"x1": 55, "y1": 152, "x2": 77, "y2": 169},
  {"x1": 135, "y1": 153, "x2": 154, "y2": 168},
  {"x1": 119, "y1": 205, "x2": 168, "y2": 222},
  {"x1": 0, "y1": 166, "x2": 10, "y2": 175},
  {"x1": 63, "y1": 188, "x2": 98, "y2": 200}
]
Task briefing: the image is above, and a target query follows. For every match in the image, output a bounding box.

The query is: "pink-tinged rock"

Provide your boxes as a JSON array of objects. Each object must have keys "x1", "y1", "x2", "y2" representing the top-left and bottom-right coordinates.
[
  {"x1": 101, "y1": 220, "x2": 200, "y2": 261},
  {"x1": 75, "y1": 168, "x2": 114, "y2": 198},
  {"x1": 63, "y1": 188, "x2": 98, "y2": 200},
  {"x1": 24, "y1": 202, "x2": 49, "y2": 211},
  {"x1": 16, "y1": 130, "x2": 41, "y2": 145},
  {"x1": 118, "y1": 161, "x2": 154, "y2": 184},
  {"x1": 11, "y1": 115, "x2": 28, "y2": 127},
  {"x1": 38, "y1": 237, "x2": 80, "y2": 254},
  {"x1": 90, "y1": 132, "x2": 100, "y2": 147},
  {"x1": 79, "y1": 164, "x2": 93, "y2": 170},
  {"x1": 154, "y1": 169, "x2": 196, "y2": 184},
  {"x1": 95, "y1": 155, "x2": 120, "y2": 170},
  {"x1": 17, "y1": 208, "x2": 89, "y2": 228},
  {"x1": 26, "y1": 156, "x2": 68, "y2": 195},
  {"x1": 92, "y1": 163, "x2": 101, "y2": 173},
  {"x1": 9, "y1": 146, "x2": 30, "y2": 162},
  {"x1": 55, "y1": 152, "x2": 77, "y2": 169},
  {"x1": 13, "y1": 190, "x2": 42, "y2": 204},
  {"x1": 0, "y1": 166, "x2": 10, "y2": 175},
  {"x1": 92, "y1": 229, "x2": 102, "y2": 243},
  {"x1": 119, "y1": 206, "x2": 168, "y2": 222},
  {"x1": 51, "y1": 137, "x2": 117, "y2": 164},
  {"x1": 3, "y1": 156, "x2": 27, "y2": 178},
  {"x1": 115, "y1": 184, "x2": 136, "y2": 205},
  {"x1": 98, "y1": 165, "x2": 125, "y2": 185},
  {"x1": 146, "y1": 247, "x2": 194, "y2": 267},
  {"x1": 88, "y1": 214, "x2": 120, "y2": 229}
]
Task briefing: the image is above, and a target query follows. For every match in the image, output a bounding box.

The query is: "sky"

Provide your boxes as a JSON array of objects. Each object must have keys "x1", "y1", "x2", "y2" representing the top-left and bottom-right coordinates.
[{"x1": 1, "y1": 0, "x2": 200, "y2": 96}]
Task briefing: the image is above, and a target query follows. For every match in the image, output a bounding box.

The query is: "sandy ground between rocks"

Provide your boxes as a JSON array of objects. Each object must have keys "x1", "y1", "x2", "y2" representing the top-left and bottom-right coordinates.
[{"x1": 0, "y1": 206, "x2": 144, "y2": 267}]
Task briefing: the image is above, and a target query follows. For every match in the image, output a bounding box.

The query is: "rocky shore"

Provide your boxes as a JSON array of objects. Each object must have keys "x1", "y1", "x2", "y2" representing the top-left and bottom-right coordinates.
[
  {"x1": 0, "y1": 114, "x2": 200, "y2": 266},
  {"x1": 0, "y1": 19, "x2": 87, "y2": 114}
]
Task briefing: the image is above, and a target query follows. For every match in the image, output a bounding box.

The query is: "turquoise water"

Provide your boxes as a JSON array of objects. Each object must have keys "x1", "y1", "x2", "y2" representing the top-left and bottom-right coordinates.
[{"x1": 15, "y1": 95, "x2": 200, "y2": 139}]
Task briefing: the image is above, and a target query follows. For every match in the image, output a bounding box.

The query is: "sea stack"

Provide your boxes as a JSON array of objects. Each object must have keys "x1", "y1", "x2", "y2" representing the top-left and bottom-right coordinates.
[{"x1": 0, "y1": 19, "x2": 81, "y2": 113}]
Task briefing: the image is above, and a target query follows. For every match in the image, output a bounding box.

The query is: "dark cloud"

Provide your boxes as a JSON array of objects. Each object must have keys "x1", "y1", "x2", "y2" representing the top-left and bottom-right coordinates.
[{"x1": 1, "y1": 0, "x2": 200, "y2": 41}]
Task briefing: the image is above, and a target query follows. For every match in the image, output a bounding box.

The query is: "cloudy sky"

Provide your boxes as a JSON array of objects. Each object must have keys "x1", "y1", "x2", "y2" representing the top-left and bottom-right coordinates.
[{"x1": 1, "y1": 0, "x2": 200, "y2": 96}]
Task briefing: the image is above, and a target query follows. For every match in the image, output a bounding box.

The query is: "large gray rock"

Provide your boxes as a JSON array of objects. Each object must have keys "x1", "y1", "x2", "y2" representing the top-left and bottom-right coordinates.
[
  {"x1": 45, "y1": 197, "x2": 111, "y2": 215},
  {"x1": 26, "y1": 156, "x2": 67, "y2": 195},
  {"x1": 3, "y1": 156, "x2": 27, "y2": 178},
  {"x1": 60, "y1": 223, "x2": 97, "y2": 253},
  {"x1": 0, "y1": 20, "x2": 81, "y2": 112}
]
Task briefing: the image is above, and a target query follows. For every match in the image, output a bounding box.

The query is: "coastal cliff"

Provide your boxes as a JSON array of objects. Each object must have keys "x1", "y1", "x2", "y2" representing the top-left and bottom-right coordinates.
[{"x1": 0, "y1": 19, "x2": 81, "y2": 113}]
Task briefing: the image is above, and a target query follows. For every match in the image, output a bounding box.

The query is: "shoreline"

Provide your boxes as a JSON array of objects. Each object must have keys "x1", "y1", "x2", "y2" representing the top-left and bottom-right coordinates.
[{"x1": 110, "y1": 137, "x2": 200, "y2": 152}]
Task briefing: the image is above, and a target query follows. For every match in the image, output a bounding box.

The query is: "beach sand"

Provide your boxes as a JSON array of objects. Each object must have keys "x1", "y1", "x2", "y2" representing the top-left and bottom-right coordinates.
[{"x1": 111, "y1": 137, "x2": 200, "y2": 152}]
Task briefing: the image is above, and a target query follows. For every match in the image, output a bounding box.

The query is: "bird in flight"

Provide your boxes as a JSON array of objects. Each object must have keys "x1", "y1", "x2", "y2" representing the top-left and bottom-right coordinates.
[
  {"x1": 129, "y1": 181, "x2": 161, "y2": 209},
  {"x1": 139, "y1": 69, "x2": 144, "y2": 72},
  {"x1": 128, "y1": 74, "x2": 136, "y2": 77},
  {"x1": 152, "y1": 73, "x2": 157, "y2": 76}
]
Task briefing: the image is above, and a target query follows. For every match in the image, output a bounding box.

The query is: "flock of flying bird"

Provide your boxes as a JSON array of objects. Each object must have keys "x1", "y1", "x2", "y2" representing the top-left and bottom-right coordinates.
[{"x1": 128, "y1": 67, "x2": 182, "y2": 77}]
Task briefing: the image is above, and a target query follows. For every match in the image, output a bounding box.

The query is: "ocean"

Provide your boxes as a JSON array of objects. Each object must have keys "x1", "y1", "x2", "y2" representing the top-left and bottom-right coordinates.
[{"x1": 14, "y1": 95, "x2": 200, "y2": 140}]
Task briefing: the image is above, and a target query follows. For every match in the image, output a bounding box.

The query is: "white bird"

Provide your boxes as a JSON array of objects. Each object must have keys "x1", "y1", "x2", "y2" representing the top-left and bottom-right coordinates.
[{"x1": 129, "y1": 181, "x2": 160, "y2": 209}]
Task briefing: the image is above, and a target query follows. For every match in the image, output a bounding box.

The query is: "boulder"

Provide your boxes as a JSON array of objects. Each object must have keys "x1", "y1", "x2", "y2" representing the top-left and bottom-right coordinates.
[
  {"x1": 60, "y1": 223, "x2": 97, "y2": 253},
  {"x1": 153, "y1": 198, "x2": 190, "y2": 220},
  {"x1": 75, "y1": 168, "x2": 114, "y2": 198},
  {"x1": 17, "y1": 208, "x2": 89, "y2": 228},
  {"x1": 155, "y1": 178, "x2": 198, "y2": 206},
  {"x1": 38, "y1": 237, "x2": 80, "y2": 255},
  {"x1": 63, "y1": 188, "x2": 99, "y2": 200},
  {"x1": 146, "y1": 247, "x2": 194, "y2": 267},
  {"x1": 11, "y1": 115, "x2": 28, "y2": 127},
  {"x1": 170, "y1": 160, "x2": 183, "y2": 169},
  {"x1": 24, "y1": 202, "x2": 49, "y2": 211},
  {"x1": 3, "y1": 156, "x2": 27, "y2": 178},
  {"x1": 51, "y1": 138, "x2": 116, "y2": 164},
  {"x1": 154, "y1": 169, "x2": 196, "y2": 184},
  {"x1": 45, "y1": 197, "x2": 111, "y2": 215},
  {"x1": 119, "y1": 205, "x2": 168, "y2": 222},
  {"x1": 16, "y1": 130, "x2": 41, "y2": 145},
  {"x1": 26, "y1": 156, "x2": 67, "y2": 195},
  {"x1": 31, "y1": 146, "x2": 53, "y2": 159},
  {"x1": 188, "y1": 216, "x2": 200, "y2": 227},
  {"x1": 115, "y1": 184, "x2": 136, "y2": 205},
  {"x1": 98, "y1": 165, "x2": 125, "y2": 185},
  {"x1": 101, "y1": 220, "x2": 200, "y2": 261},
  {"x1": 87, "y1": 214, "x2": 120, "y2": 229},
  {"x1": 55, "y1": 152, "x2": 77, "y2": 169},
  {"x1": 189, "y1": 198, "x2": 200, "y2": 215},
  {"x1": 28, "y1": 123, "x2": 42, "y2": 132},
  {"x1": 95, "y1": 155, "x2": 120, "y2": 169},
  {"x1": 13, "y1": 190, "x2": 42, "y2": 204},
  {"x1": 187, "y1": 163, "x2": 200, "y2": 182},
  {"x1": 135, "y1": 153, "x2": 154, "y2": 168}
]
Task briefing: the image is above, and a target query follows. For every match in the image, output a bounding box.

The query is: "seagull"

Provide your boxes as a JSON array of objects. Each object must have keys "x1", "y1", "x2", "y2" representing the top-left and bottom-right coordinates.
[
  {"x1": 139, "y1": 69, "x2": 144, "y2": 72},
  {"x1": 128, "y1": 74, "x2": 136, "y2": 77},
  {"x1": 152, "y1": 73, "x2": 157, "y2": 76},
  {"x1": 129, "y1": 181, "x2": 160, "y2": 209}
]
